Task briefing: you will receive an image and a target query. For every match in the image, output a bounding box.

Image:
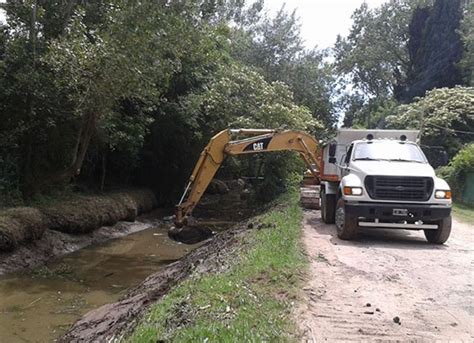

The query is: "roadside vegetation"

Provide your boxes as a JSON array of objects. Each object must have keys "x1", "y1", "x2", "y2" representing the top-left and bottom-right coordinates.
[
  {"x1": 452, "y1": 203, "x2": 474, "y2": 224},
  {"x1": 127, "y1": 184, "x2": 306, "y2": 342},
  {"x1": 437, "y1": 144, "x2": 474, "y2": 203}
]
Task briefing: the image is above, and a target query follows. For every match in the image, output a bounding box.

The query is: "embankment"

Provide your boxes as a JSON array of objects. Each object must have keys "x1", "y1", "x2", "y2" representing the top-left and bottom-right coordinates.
[
  {"x1": 0, "y1": 189, "x2": 157, "y2": 274},
  {"x1": 62, "y1": 188, "x2": 306, "y2": 342}
]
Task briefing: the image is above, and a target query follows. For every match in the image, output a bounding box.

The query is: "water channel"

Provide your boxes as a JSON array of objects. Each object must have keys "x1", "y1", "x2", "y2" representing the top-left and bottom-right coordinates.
[{"x1": 0, "y1": 219, "x2": 199, "y2": 342}]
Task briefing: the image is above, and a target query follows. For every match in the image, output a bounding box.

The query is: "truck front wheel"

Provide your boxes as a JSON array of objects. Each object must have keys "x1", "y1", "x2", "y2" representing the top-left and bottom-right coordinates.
[
  {"x1": 335, "y1": 198, "x2": 358, "y2": 240},
  {"x1": 321, "y1": 188, "x2": 336, "y2": 224},
  {"x1": 424, "y1": 216, "x2": 452, "y2": 244}
]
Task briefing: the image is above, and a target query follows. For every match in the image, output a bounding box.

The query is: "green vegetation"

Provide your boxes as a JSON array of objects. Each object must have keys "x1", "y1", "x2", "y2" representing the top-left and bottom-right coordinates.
[
  {"x1": 336, "y1": 0, "x2": 472, "y2": 135},
  {"x1": 460, "y1": 1, "x2": 474, "y2": 85},
  {"x1": 452, "y1": 203, "x2": 474, "y2": 224},
  {"x1": 0, "y1": 0, "x2": 471, "y2": 206},
  {"x1": 437, "y1": 144, "x2": 474, "y2": 203},
  {"x1": 0, "y1": 0, "x2": 335, "y2": 206},
  {"x1": 127, "y1": 186, "x2": 306, "y2": 342},
  {"x1": 386, "y1": 88, "x2": 474, "y2": 158}
]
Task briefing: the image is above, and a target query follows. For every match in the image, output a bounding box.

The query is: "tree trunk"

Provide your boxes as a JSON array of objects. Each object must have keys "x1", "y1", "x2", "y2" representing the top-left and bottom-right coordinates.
[
  {"x1": 21, "y1": 0, "x2": 38, "y2": 199},
  {"x1": 44, "y1": 111, "x2": 97, "y2": 188},
  {"x1": 100, "y1": 149, "x2": 107, "y2": 192}
]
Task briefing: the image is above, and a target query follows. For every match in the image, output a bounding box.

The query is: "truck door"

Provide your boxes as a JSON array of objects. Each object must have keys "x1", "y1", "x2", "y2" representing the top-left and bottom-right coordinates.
[{"x1": 341, "y1": 144, "x2": 353, "y2": 177}]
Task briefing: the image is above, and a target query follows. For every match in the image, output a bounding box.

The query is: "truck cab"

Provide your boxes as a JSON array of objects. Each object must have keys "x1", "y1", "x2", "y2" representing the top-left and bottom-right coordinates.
[{"x1": 320, "y1": 129, "x2": 452, "y2": 244}]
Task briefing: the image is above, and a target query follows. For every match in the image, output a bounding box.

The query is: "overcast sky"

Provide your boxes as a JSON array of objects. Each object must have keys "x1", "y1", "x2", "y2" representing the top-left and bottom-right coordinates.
[
  {"x1": 0, "y1": 0, "x2": 389, "y2": 48},
  {"x1": 264, "y1": 0, "x2": 389, "y2": 48}
]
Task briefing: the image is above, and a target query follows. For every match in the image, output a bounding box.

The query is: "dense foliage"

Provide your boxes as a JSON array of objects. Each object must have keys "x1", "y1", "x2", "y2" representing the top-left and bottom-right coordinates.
[
  {"x1": 437, "y1": 144, "x2": 474, "y2": 203},
  {"x1": 386, "y1": 87, "x2": 474, "y2": 157},
  {"x1": 1, "y1": 0, "x2": 472, "y2": 207},
  {"x1": 336, "y1": 0, "x2": 472, "y2": 129},
  {"x1": 0, "y1": 0, "x2": 335, "y2": 206},
  {"x1": 397, "y1": 0, "x2": 464, "y2": 102}
]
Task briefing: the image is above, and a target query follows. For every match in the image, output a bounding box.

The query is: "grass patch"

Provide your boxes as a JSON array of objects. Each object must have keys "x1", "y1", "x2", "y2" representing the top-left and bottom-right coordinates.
[
  {"x1": 127, "y1": 188, "x2": 307, "y2": 342},
  {"x1": 452, "y1": 202, "x2": 474, "y2": 224}
]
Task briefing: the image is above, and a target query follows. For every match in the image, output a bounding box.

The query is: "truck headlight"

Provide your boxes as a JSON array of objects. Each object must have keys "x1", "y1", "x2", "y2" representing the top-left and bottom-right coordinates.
[
  {"x1": 343, "y1": 186, "x2": 363, "y2": 196},
  {"x1": 435, "y1": 190, "x2": 452, "y2": 199}
]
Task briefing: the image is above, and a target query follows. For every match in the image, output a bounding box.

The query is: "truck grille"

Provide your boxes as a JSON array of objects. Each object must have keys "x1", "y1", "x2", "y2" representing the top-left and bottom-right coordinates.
[{"x1": 364, "y1": 176, "x2": 433, "y2": 201}]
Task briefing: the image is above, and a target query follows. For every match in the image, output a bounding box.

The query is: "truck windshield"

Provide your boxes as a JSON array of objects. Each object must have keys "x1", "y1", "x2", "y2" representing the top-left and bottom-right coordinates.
[{"x1": 353, "y1": 141, "x2": 426, "y2": 163}]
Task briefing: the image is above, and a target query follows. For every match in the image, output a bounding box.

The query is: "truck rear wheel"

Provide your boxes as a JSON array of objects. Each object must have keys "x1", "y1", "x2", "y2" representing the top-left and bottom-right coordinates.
[
  {"x1": 424, "y1": 216, "x2": 452, "y2": 244},
  {"x1": 321, "y1": 188, "x2": 336, "y2": 224},
  {"x1": 335, "y1": 198, "x2": 358, "y2": 240}
]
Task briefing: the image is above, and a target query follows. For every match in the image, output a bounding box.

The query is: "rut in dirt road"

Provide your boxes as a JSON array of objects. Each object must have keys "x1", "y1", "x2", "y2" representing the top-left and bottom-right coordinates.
[{"x1": 296, "y1": 210, "x2": 474, "y2": 342}]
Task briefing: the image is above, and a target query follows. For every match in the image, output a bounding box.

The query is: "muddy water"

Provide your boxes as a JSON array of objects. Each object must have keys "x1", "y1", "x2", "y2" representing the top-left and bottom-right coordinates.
[{"x1": 0, "y1": 222, "x2": 199, "y2": 342}]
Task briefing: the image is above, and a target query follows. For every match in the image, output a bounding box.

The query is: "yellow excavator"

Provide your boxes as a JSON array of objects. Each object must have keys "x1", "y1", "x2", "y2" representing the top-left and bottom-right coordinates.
[{"x1": 174, "y1": 129, "x2": 321, "y2": 227}]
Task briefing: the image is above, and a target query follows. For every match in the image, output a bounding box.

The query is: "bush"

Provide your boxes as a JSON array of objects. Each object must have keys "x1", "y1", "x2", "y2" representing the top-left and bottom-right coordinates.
[{"x1": 437, "y1": 144, "x2": 474, "y2": 202}]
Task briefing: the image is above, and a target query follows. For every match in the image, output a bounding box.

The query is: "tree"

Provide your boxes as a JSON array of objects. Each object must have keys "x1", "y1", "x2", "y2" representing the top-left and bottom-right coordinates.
[
  {"x1": 141, "y1": 62, "x2": 321, "y2": 202},
  {"x1": 334, "y1": 1, "x2": 427, "y2": 99},
  {"x1": 386, "y1": 87, "x2": 474, "y2": 157},
  {"x1": 398, "y1": 0, "x2": 465, "y2": 102},
  {"x1": 459, "y1": 1, "x2": 474, "y2": 85},
  {"x1": 185, "y1": 63, "x2": 319, "y2": 132},
  {"x1": 0, "y1": 0, "x2": 336, "y2": 204},
  {"x1": 230, "y1": 5, "x2": 337, "y2": 128}
]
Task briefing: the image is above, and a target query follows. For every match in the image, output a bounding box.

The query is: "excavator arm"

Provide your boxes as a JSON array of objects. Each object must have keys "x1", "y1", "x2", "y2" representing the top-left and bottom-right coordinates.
[{"x1": 175, "y1": 129, "x2": 321, "y2": 226}]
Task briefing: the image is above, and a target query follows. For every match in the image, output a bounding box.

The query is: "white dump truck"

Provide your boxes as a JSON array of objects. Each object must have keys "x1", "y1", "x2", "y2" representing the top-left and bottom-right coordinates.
[{"x1": 319, "y1": 129, "x2": 452, "y2": 244}]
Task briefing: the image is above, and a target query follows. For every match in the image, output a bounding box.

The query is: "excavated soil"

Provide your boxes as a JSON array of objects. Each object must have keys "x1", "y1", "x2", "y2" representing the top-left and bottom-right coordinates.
[
  {"x1": 61, "y1": 223, "x2": 249, "y2": 342},
  {"x1": 0, "y1": 189, "x2": 158, "y2": 275}
]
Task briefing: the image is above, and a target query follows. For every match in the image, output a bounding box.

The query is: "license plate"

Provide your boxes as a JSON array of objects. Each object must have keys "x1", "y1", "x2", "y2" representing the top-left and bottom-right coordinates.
[{"x1": 393, "y1": 209, "x2": 408, "y2": 216}]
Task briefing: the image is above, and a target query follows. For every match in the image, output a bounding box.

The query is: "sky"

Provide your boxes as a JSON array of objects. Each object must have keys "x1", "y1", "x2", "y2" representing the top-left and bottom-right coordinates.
[
  {"x1": 0, "y1": 1, "x2": 389, "y2": 48},
  {"x1": 263, "y1": 0, "x2": 389, "y2": 48}
]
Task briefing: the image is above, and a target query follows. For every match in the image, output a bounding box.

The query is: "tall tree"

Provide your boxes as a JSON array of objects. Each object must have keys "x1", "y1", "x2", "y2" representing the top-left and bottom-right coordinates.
[
  {"x1": 334, "y1": 0, "x2": 426, "y2": 100},
  {"x1": 230, "y1": 5, "x2": 337, "y2": 128},
  {"x1": 459, "y1": 1, "x2": 474, "y2": 85},
  {"x1": 398, "y1": 0, "x2": 465, "y2": 101}
]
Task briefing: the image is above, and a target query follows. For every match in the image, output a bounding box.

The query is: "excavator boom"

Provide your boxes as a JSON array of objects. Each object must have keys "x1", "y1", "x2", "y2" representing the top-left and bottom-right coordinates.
[{"x1": 175, "y1": 129, "x2": 321, "y2": 226}]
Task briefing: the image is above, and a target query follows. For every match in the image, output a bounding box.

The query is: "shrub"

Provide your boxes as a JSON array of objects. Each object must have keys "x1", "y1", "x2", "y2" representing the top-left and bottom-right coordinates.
[{"x1": 437, "y1": 144, "x2": 474, "y2": 203}]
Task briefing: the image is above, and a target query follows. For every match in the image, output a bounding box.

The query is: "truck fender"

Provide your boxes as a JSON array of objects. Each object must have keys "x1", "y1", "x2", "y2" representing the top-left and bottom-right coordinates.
[
  {"x1": 433, "y1": 177, "x2": 450, "y2": 190},
  {"x1": 322, "y1": 181, "x2": 339, "y2": 195}
]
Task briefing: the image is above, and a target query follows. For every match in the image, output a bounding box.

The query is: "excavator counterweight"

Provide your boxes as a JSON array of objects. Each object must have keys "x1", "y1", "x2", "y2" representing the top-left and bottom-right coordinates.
[{"x1": 175, "y1": 129, "x2": 321, "y2": 226}]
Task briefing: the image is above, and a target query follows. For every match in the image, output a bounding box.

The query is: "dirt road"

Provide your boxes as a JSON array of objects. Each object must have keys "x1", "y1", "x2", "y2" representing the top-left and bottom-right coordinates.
[{"x1": 297, "y1": 210, "x2": 473, "y2": 341}]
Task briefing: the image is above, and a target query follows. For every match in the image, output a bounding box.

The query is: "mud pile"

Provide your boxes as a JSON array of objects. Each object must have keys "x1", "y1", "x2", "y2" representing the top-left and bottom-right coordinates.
[
  {"x1": 0, "y1": 207, "x2": 48, "y2": 251},
  {"x1": 0, "y1": 189, "x2": 157, "y2": 252},
  {"x1": 42, "y1": 190, "x2": 157, "y2": 234}
]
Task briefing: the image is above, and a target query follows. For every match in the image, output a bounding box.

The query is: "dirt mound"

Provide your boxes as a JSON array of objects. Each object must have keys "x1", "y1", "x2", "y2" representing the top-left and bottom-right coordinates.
[
  {"x1": 43, "y1": 190, "x2": 157, "y2": 234},
  {"x1": 0, "y1": 207, "x2": 48, "y2": 251},
  {"x1": 0, "y1": 189, "x2": 157, "y2": 252},
  {"x1": 61, "y1": 223, "x2": 248, "y2": 342}
]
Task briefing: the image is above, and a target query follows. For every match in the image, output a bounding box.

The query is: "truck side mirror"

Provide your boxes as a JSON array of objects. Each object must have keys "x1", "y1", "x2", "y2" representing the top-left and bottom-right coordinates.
[{"x1": 328, "y1": 143, "x2": 337, "y2": 164}]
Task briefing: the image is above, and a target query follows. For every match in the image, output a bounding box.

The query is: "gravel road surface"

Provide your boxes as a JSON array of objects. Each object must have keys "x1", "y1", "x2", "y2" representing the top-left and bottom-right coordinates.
[{"x1": 297, "y1": 210, "x2": 473, "y2": 342}]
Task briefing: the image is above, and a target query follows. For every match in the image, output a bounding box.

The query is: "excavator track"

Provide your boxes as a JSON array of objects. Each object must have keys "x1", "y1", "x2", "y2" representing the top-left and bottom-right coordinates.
[{"x1": 301, "y1": 185, "x2": 321, "y2": 209}]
